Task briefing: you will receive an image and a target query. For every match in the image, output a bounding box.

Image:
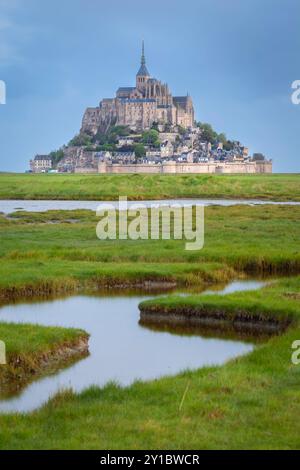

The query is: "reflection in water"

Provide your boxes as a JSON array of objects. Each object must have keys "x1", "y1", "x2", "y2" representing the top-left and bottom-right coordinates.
[
  {"x1": 139, "y1": 319, "x2": 270, "y2": 344},
  {"x1": 0, "y1": 280, "x2": 265, "y2": 413}
]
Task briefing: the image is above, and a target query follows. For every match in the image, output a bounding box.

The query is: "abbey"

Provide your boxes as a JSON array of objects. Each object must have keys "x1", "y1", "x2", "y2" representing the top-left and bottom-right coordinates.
[
  {"x1": 81, "y1": 42, "x2": 195, "y2": 134},
  {"x1": 29, "y1": 43, "x2": 272, "y2": 174}
]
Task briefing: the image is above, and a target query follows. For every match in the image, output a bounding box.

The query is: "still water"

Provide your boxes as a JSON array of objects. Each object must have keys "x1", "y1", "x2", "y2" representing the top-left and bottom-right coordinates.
[
  {"x1": 0, "y1": 280, "x2": 265, "y2": 413},
  {"x1": 0, "y1": 199, "x2": 299, "y2": 214}
]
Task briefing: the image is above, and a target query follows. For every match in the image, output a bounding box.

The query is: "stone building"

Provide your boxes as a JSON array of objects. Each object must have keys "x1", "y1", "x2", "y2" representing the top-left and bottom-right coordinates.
[
  {"x1": 30, "y1": 155, "x2": 52, "y2": 173},
  {"x1": 81, "y1": 42, "x2": 195, "y2": 134},
  {"x1": 161, "y1": 141, "x2": 174, "y2": 158}
]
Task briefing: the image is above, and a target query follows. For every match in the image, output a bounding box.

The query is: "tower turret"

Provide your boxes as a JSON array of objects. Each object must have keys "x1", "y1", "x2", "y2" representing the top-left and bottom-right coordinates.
[{"x1": 136, "y1": 41, "x2": 150, "y2": 91}]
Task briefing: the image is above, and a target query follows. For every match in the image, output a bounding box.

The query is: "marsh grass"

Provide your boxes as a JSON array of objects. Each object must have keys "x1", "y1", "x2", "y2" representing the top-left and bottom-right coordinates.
[
  {"x1": 139, "y1": 277, "x2": 300, "y2": 328},
  {"x1": 0, "y1": 323, "x2": 88, "y2": 395},
  {"x1": 0, "y1": 173, "x2": 299, "y2": 201},
  {"x1": 0, "y1": 205, "x2": 299, "y2": 300}
]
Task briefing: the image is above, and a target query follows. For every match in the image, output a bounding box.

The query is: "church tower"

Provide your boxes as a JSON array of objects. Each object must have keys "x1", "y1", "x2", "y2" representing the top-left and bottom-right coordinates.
[{"x1": 136, "y1": 41, "x2": 150, "y2": 92}]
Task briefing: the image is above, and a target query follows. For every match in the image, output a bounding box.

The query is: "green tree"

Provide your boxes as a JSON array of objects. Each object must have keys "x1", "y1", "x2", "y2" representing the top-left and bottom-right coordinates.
[
  {"x1": 197, "y1": 122, "x2": 218, "y2": 143},
  {"x1": 97, "y1": 143, "x2": 116, "y2": 152},
  {"x1": 109, "y1": 125, "x2": 130, "y2": 137},
  {"x1": 95, "y1": 132, "x2": 108, "y2": 145},
  {"x1": 252, "y1": 153, "x2": 265, "y2": 161},
  {"x1": 85, "y1": 144, "x2": 95, "y2": 152},
  {"x1": 133, "y1": 143, "x2": 146, "y2": 159},
  {"x1": 49, "y1": 149, "x2": 64, "y2": 167},
  {"x1": 69, "y1": 133, "x2": 92, "y2": 147},
  {"x1": 218, "y1": 132, "x2": 227, "y2": 145},
  {"x1": 141, "y1": 129, "x2": 160, "y2": 147}
]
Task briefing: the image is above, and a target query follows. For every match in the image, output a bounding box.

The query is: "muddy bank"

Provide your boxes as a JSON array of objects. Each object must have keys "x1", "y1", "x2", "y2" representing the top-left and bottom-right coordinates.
[
  {"x1": 0, "y1": 279, "x2": 181, "y2": 304},
  {"x1": 139, "y1": 306, "x2": 293, "y2": 335},
  {"x1": 0, "y1": 335, "x2": 89, "y2": 397},
  {"x1": 0, "y1": 271, "x2": 236, "y2": 303}
]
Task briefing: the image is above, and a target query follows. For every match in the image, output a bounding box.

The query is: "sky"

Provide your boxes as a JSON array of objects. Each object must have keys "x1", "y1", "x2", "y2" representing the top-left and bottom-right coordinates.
[{"x1": 0, "y1": 0, "x2": 299, "y2": 173}]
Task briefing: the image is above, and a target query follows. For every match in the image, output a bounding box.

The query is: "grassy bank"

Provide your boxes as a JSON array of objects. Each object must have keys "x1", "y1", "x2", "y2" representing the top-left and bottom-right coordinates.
[
  {"x1": 0, "y1": 173, "x2": 299, "y2": 201},
  {"x1": 139, "y1": 278, "x2": 299, "y2": 334},
  {"x1": 0, "y1": 323, "x2": 88, "y2": 395},
  {"x1": 0, "y1": 204, "x2": 299, "y2": 300},
  {"x1": 0, "y1": 278, "x2": 299, "y2": 449}
]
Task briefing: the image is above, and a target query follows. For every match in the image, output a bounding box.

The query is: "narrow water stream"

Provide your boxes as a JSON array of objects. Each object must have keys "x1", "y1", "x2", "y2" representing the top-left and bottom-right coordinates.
[
  {"x1": 1, "y1": 199, "x2": 299, "y2": 214},
  {"x1": 0, "y1": 280, "x2": 266, "y2": 413}
]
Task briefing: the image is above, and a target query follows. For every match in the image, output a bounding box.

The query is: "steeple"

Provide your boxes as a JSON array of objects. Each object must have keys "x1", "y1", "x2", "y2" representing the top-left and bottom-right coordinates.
[
  {"x1": 141, "y1": 40, "x2": 146, "y2": 66},
  {"x1": 137, "y1": 40, "x2": 150, "y2": 77}
]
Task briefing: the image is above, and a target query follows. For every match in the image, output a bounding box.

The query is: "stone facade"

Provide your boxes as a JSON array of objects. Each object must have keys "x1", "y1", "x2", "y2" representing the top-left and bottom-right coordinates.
[
  {"x1": 81, "y1": 42, "x2": 195, "y2": 134},
  {"x1": 30, "y1": 155, "x2": 52, "y2": 173}
]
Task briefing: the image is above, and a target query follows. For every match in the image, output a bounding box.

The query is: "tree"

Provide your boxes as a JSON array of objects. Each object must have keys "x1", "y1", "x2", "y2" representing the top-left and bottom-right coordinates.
[
  {"x1": 85, "y1": 143, "x2": 95, "y2": 151},
  {"x1": 141, "y1": 129, "x2": 160, "y2": 147},
  {"x1": 197, "y1": 122, "x2": 218, "y2": 144},
  {"x1": 95, "y1": 133, "x2": 108, "y2": 145},
  {"x1": 217, "y1": 133, "x2": 227, "y2": 145},
  {"x1": 133, "y1": 143, "x2": 146, "y2": 159},
  {"x1": 69, "y1": 133, "x2": 92, "y2": 147},
  {"x1": 94, "y1": 125, "x2": 130, "y2": 147},
  {"x1": 109, "y1": 125, "x2": 130, "y2": 137},
  {"x1": 97, "y1": 143, "x2": 116, "y2": 152},
  {"x1": 252, "y1": 153, "x2": 265, "y2": 161},
  {"x1": 49, "y1": 148, "x2": 64, "y2": 167}
]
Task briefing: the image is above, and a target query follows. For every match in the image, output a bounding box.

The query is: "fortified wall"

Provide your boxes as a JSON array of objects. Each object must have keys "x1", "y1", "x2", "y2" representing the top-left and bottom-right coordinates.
[{"x1": 95, "y1": 160, "x2": 272, "y2": 174}]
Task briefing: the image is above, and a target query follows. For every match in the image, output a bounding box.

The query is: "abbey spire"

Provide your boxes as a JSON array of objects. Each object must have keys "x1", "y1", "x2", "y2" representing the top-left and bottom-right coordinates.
[
  {"x1": 141, "y1": 40, "x2": 146, "y2": 66},
  {"x1": 136, "y1": 40, "x2": 150, "y2": 81}
]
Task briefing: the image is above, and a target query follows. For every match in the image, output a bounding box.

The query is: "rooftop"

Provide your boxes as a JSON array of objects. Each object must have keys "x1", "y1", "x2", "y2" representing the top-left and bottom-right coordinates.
[
  {"x1": 121, "y1": 98, "x2": 156, "y2": 103},
  {"x1": 34, "y1": 155, "x2": 52, "y2": 161},
  {"x1": 137, "y1": 63, "x2": 150, "y2": 77}
]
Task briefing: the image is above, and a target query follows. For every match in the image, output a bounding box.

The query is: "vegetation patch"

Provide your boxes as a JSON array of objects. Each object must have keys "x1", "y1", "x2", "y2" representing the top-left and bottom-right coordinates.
[
  {"x1": 139, "y1": 279, "x2": 299, "y2": 334},
  {"x1": 0, "y1": 323, "x2": 89, "y2": 396},
  {"x1": 0, "y1": 205, "x2": 299, "y2": 301},
  {"x1": 0, "y1": 173, "x2": 299, "y2": 201}
]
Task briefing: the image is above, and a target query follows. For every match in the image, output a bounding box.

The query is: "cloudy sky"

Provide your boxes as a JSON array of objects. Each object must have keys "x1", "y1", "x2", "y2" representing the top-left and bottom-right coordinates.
[{"x1": 0, "y1": 0, "x2": 299, "y2": 172}]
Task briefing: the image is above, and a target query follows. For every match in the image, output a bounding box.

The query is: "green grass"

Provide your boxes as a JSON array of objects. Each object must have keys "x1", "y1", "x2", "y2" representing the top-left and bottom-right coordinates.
[
  {"x1": 0, "y1": 323, "x2": 86, "y2": 356},
  {"x1": 0, "y1": 204, "x2": 299, "y2": 300},
  {"x1": 0, "y1": 278, "x2": 299, "y2": 449},
  {"x1": 0, "y1": 323, "x2": 88, "y2": 395},
  {"x1": 139, "y1": 277, "x2": 300, "y2": 327},
  {"x1": 0, "y1": 173, "x2": 299, "y2": 201}
]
